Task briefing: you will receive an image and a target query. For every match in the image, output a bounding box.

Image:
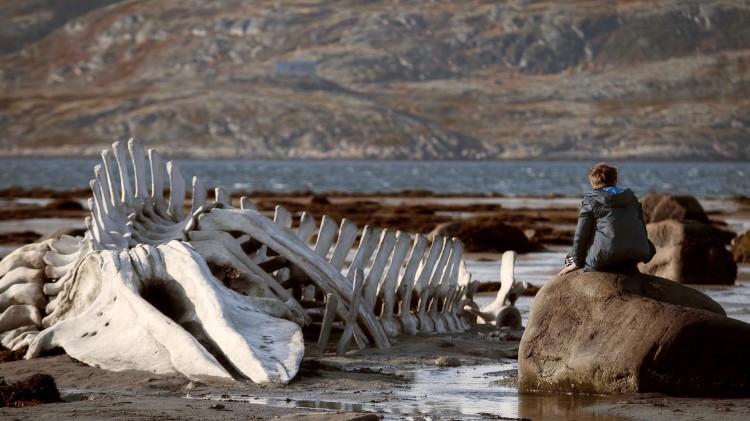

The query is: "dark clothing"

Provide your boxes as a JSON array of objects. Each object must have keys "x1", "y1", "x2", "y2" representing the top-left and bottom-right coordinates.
[{"x1": 571, "y1": 187, "x2": 654, "y2": 272}]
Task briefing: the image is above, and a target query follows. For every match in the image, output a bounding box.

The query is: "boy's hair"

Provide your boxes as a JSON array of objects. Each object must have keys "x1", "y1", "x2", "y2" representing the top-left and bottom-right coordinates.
[{"x1": 589, "y1": 162, "x2": 618, "y2": 189}]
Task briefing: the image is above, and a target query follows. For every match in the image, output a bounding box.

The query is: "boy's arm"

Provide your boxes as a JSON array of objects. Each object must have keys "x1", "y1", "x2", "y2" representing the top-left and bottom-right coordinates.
[{"x1": 571, "y1": 200, "x2": 595, "y2": 268}]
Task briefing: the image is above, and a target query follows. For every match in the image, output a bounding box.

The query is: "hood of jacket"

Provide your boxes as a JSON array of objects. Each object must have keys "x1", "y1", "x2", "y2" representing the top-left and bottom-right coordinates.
[{"x1": 586, "y1": 187, "x2": 635, "y2": 208}]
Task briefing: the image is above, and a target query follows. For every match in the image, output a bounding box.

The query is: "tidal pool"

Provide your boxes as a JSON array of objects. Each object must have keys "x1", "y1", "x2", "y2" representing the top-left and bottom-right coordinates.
[{"x1": 192, "y1": 362, "x2": 633, "y2": 420}]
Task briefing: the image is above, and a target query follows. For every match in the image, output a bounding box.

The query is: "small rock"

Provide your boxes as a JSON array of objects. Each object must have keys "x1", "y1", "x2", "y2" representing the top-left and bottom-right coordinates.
[
  {"x1": 435, "y1": 356, "x2": 461, "y2": 367},
  {"x1": 183, "y1": 381, "x2": 203, "y2": 390}
]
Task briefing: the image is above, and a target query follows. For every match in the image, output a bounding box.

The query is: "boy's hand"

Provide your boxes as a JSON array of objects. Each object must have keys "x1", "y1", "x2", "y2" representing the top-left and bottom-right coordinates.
[{"x1": 558, "y1": 263, "x2": 579, "y2": 276}]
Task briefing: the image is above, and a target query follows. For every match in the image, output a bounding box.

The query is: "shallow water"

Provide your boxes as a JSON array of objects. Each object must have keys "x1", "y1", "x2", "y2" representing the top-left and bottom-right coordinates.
[{"x1": 192, "y1": 363, "x2": 633, "y2": 420}]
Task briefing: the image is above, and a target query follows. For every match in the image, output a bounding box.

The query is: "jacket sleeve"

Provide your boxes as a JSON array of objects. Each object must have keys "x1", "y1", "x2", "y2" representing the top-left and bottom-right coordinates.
[{"x1": 571, "y1": 199, "x2": 595, "y2": 267}]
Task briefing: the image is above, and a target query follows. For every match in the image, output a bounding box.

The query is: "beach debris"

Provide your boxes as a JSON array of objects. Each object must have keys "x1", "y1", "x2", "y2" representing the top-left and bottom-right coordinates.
[
  {"x1": 0, "y1": 139, "x2": 479, "y2": 383},
  {"x1": 464, "y1": 251, "x2": 527, "y2": 330},
  {"x1": 519, "y1": 271, "x2": 750, "y2": 397},
  {"x1": 0, "y1": 373, "x2": 62, "y2": 407}
]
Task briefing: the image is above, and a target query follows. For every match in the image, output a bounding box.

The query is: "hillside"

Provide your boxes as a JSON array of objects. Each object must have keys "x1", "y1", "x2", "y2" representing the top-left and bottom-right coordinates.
[{"x1": 0, "y1": 0, "x2": 748, "y2": 160}]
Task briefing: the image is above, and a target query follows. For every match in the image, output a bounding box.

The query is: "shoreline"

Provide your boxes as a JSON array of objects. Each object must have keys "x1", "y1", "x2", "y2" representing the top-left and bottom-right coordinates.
[{"x1": 1, "y1": 191, "x2": 749, "y2": 420}]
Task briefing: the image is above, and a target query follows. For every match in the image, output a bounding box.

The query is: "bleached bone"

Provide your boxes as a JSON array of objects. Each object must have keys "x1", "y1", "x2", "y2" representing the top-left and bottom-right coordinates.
[
  {"x1": 395, "y1": 234, "x2": 428, "y2": 335},
  {"x1": 410, "y1": 236, "x2": 445, "y2": 333},
  {"x1": 376, "y1": 230, "x2": 412, "y2": 338},
  {"x1": 0, "y1": 325, "x2": 38, "y2": 349},
  {"x1": 29, "y1": 243, "x2": 303, "y2": 382},
  {"x1": 0, "y1": 305, "x2": 42, "y2": 332},
  {"x1": 1, "y1": 267, "x2": 45, "y2": 294},
  {"x1": 475, "y1": 250, "x2": 527, "y2": 329},
  {"x1": 418, "y1": 237, "x2": 454, "y2": 333},
  {"x1": 195, "y1": 208, "x2": 389, "y2": 349},
  {"x1": 429, "y1": 240, "x2": 463, "y2": 333},
  {"x1": 0, "y1": 138, "x2": 490, "y2": 384}
]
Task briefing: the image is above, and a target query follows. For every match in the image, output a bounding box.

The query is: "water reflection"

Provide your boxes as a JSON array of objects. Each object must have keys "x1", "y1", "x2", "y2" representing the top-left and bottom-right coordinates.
[
  {"x1": 190, "y1": 364, "x2": 632, "y2": 420},
  {"x1": 518, "y1": 392, "x2": 631, "y2": 421}
]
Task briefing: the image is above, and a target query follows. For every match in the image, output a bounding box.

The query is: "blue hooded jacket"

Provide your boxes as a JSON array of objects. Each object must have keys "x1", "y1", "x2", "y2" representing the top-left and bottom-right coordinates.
[{"x1": 571, "y1": 187, "x2": 653, "y2": 271}]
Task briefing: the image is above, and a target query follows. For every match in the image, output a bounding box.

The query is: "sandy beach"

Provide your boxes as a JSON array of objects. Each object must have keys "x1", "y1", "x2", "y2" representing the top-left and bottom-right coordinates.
[{"x1": 1, "y1": 189, "x2": 750, "y2": 421}]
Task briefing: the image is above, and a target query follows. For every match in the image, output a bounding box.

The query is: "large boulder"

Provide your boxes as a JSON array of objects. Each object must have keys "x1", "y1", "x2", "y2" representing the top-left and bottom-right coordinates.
[
  {"x1": 641, "y1": 219, "x2": 737, "y2": 285},
  {"x1": 519, "y1": 271, "x2": 750, "y2": 397},
  {"x1": 732, "y1": 230, "x2": 750, "y2": 263},
  {"x1": 640, "y1": 193, "x2": 709, "y2": 224}
]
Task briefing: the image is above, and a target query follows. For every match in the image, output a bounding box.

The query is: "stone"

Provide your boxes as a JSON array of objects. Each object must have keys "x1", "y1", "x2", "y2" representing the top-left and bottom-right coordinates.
[
  {"x1": 641, "y1": 193, "x2": 709, "y2": 224},
  {"x1": 435, "y1": 356, "x2": 461, "y2": 367},
  {"x1": 641, "y1": 219, "x2": 737, "y2": 284},
  {"x1": 732, "y1": 230, "x2": 750, "y2": 263},
  {"x1": 519, "y1": 271, "x2": 750, "y2": 397},
  {"x1": 430, "y1": 218, "x2": 539, "y2": 253}
]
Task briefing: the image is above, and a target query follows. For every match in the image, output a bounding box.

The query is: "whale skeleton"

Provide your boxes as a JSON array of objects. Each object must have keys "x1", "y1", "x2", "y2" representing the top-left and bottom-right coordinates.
[{"x1": 0, "y1": 139, "x2": 519, "y2": 383}]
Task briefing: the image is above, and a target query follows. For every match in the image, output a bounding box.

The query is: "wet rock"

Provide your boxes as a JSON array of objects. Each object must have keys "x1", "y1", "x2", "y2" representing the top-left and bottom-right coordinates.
[
  {"x1": 640, "y1": 193, "x2": 709, "y2": 224},
  {"x1": 641, "y1": 219, "x2": 737, "y2": 285},
  {"x1": 732, "y1": 230, "x2": 750, "y2": 263},
  {"x1": 430, "y1": 217, "x2": 539, "y2": 253},
  {"x1": 435, "y1": 356, "x2": 461, "y2": 367},
  {"x1": 0, "y1": 373, "x2": 62, "y2": 407},
  {"x1": 519, "y1": 271, "x2": 750, "y2": 397}
]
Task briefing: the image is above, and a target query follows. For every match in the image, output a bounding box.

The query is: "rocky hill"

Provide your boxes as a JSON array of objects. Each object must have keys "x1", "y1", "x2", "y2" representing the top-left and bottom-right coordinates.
[{"x1": 0, "y1": 0, "x2": 748, "y2": 160}]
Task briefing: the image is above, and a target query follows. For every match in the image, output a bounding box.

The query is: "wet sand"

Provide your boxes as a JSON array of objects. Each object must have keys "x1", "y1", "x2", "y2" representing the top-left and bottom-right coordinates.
[{"x1": 1, "y1": 189, "x2": 750, "y2": 420}]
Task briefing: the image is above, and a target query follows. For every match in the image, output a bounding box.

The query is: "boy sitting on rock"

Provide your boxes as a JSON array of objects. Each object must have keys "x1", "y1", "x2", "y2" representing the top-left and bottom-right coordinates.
[{"x1": 559, "y1": 162, "x2": 655, "y2": 276}]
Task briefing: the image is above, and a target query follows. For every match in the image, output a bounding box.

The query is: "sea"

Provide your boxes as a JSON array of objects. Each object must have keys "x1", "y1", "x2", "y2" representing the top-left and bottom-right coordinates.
[
  {"x1": 0, "y1": 158, "x2": 748, "y2": 198},
  {"x1": 1, "y1": 157, "x2": 749, "y2": 420}
]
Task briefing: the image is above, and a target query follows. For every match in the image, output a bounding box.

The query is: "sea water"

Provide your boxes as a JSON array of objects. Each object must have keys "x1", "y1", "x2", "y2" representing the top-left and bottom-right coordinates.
[{"x1": 1, "y1": 158, "x2": 748, "y2": 198}]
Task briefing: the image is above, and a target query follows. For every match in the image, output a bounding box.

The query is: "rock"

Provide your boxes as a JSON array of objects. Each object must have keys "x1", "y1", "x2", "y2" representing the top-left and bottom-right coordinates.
[
  {"x1": 519, "y1": 271, "x2": 750, "y2": 397},
  {"x1": 640, "y1": 219, "x2": 737, "y2": 285},
  {"x1": 732, "y1": 230, "x2": 750, "y2": 263},
  {"x1": 430, "y1": 217, "x2": 539, "y2": 253},
  {"x1": 641, "y1": 193, "x2": 709, "y2": 224},
  {"x1": 435, "y1": 356, "x2": 461, "y2": 367}
]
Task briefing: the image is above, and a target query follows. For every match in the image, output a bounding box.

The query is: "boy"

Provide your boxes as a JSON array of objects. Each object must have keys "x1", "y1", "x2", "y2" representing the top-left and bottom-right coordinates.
[{"x1": 558, "y1": 162, "x2": 654, "y2": 276}]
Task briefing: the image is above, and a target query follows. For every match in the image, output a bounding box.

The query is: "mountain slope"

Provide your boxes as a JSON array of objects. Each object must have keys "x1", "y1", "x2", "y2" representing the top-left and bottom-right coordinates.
[{"x1": 0, "y1": 0, "x2": 748, "y2": 160}]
